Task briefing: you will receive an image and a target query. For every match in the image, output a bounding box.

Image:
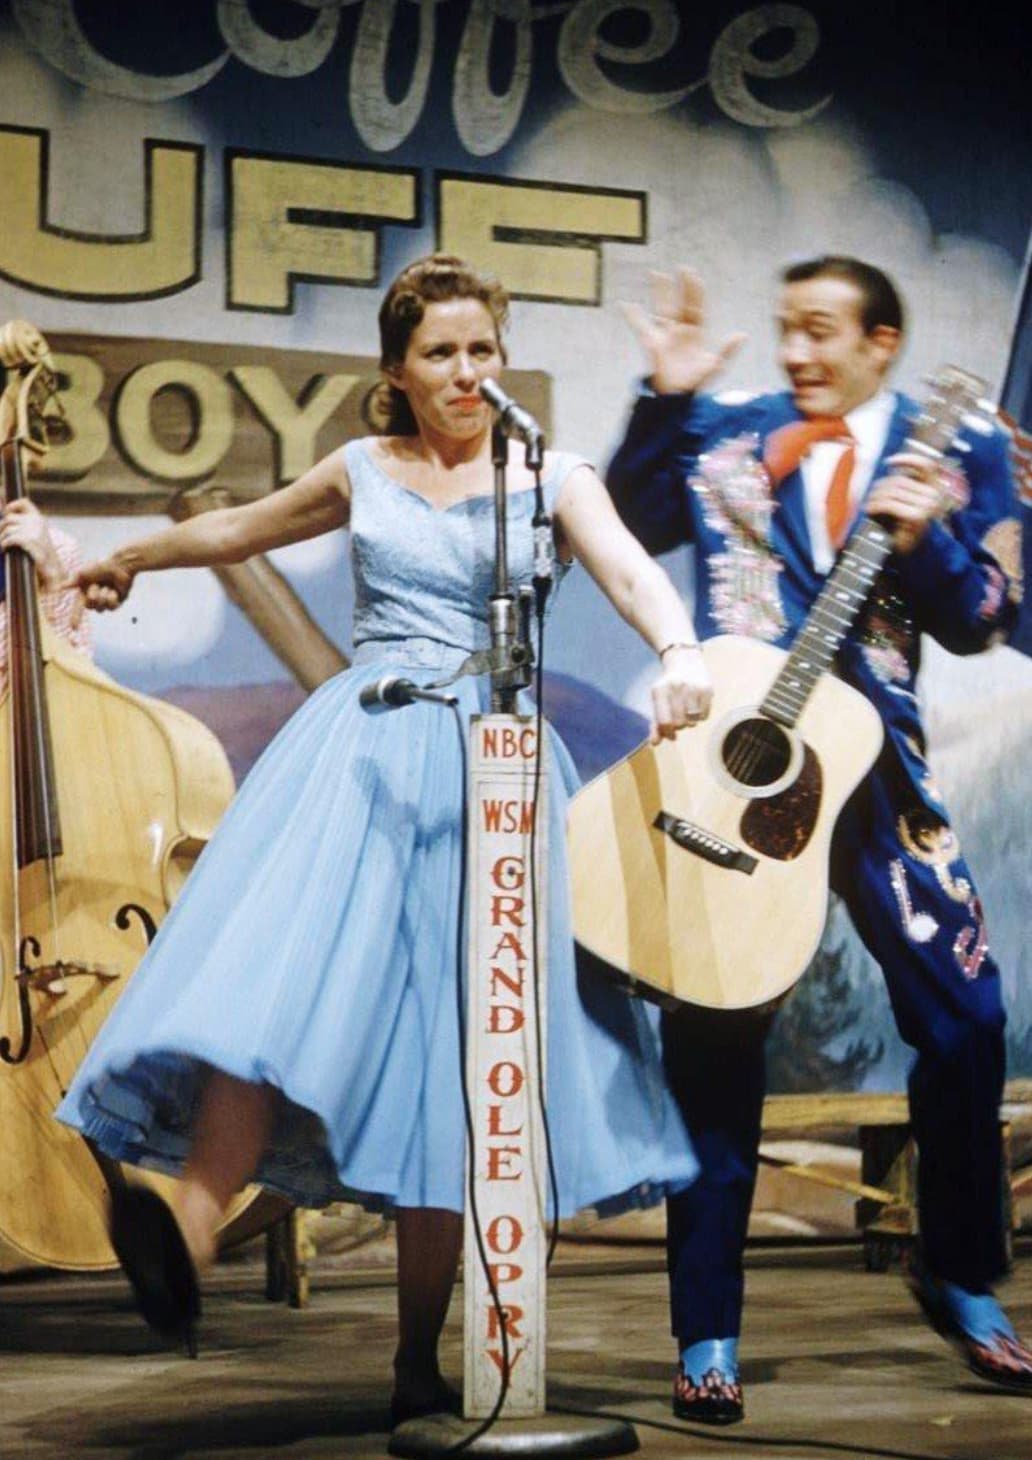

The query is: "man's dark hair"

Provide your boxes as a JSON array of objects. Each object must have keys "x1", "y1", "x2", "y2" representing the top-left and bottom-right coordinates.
[{"x1": 781, "y1": 255, "x2": 905, "y2": 335}]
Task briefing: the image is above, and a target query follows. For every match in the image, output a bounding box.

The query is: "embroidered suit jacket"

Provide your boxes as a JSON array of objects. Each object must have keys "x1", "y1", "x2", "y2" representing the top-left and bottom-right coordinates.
[{"x1": 607, "y1": 388, "x2": 1021, "y2": 818}]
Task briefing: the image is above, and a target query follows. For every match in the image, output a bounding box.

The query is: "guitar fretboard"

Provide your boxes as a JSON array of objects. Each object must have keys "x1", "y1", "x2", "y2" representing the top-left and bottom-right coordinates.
[{"x1": 760, "y1": 518, "x2": 892, "y2": 727}]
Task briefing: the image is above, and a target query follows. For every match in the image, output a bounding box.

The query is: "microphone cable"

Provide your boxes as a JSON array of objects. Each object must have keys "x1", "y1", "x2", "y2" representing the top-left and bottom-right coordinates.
[
  {"x1": 527, "y1": 547, "x2": 562, "y2": 1269},
  {"x1": 445, "y1": 698, "x2": 511, "y2": 1453},
  {"x1": 439, "y1": 468, "x2": 560, "y2": 1448}
]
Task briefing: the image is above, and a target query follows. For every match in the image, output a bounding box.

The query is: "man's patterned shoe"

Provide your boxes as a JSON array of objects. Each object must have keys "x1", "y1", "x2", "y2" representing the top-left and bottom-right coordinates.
[
  {"x1": 906, "y1": 1263, "x2": 1032, "y2": 1394},
  {"x1": 672, "y1": 1363, "x2": 744, "y2": 1425},
  {"x1": 964, "y1": 1334, "x2": 1032, "y2": 1392}
]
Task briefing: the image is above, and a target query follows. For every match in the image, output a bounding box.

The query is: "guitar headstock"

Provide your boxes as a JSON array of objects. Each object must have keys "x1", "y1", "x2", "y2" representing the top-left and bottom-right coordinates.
[
  {"x1": 910, "y1": 365, "x2": 989, "y2": 453},
  {"x1": 907, "y1": 365, "x2": 992, "y2": 519}
]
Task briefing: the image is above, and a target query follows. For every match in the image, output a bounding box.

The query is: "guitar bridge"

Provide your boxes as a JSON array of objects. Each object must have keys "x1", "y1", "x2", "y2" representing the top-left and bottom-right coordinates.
[{"x1": 654, "y1": 811, "x2": 757, "y2": 874}]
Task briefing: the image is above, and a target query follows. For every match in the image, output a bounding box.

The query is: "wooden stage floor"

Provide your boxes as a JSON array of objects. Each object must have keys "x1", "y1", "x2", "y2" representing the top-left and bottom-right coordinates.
[{"x1": 2, "y1": 1239, "x2": 1030, "y2": 1458}]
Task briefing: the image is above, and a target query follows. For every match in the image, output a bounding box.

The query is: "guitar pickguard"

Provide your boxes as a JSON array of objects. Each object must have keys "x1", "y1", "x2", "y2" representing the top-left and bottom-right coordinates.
[{"x1": 739, "y1": 744, "x2": 822, "y2": 861}]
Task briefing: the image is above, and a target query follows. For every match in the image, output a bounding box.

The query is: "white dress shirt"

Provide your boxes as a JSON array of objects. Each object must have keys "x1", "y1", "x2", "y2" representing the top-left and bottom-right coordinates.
[{"x1": 801, "y1": 389, "x2": 896, "y2": 573}]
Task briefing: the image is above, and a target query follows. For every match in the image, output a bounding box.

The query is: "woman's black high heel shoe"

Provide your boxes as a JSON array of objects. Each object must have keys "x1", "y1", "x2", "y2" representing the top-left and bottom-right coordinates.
[
  {"x1": 389, "y1": 1380, "x2": 462, "y2": 1428},
  {"x1": 108, "y1": 1183, "x2": 201, "y2": 1357}
]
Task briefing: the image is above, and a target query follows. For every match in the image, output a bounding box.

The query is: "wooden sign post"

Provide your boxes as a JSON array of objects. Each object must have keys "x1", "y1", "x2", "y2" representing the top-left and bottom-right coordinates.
[{"x1": 465, "y1": 712, "x2": 549, "y2": 1419}]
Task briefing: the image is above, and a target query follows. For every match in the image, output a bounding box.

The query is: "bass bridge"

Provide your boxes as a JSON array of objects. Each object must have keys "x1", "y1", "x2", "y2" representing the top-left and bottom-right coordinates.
[{"x1": 16, "y1": 958, "x2": 121, "y2": 996}]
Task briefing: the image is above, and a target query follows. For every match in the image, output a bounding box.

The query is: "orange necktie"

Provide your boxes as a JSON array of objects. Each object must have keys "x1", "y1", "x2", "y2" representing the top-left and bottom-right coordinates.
[{"x1": 763, "y1": 418, "x2": 856, "y2": 549}]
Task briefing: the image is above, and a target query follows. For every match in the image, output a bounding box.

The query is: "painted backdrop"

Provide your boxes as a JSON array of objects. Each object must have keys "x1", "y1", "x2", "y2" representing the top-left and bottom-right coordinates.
[{"x1": 0, "y1": 0, "x2": 1029, "y2": 1091}]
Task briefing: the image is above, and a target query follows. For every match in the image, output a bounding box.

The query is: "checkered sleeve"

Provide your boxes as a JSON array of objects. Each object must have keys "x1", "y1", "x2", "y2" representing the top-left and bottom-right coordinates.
[
  {"x1": 0, "y1": 528, "x2": 93, "y2": 698},
  {"x1": 38, "y1": 528, "x2": 93, "y2": 660}
]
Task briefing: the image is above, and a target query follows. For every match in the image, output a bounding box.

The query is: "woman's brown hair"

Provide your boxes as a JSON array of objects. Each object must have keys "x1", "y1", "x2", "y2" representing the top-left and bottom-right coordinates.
[{"x1": 375, "y1": 253, "x2": 509, "y2": 434}]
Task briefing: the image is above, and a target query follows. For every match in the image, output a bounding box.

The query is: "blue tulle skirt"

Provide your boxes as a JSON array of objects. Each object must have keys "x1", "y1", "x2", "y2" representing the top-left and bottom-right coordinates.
[{"x1": 57, "y1": 645, "x2": 695, "y2": 1215}]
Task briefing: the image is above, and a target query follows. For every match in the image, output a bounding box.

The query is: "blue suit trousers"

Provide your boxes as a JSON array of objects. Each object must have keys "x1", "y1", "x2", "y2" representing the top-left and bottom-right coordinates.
[{"x1": 663, "y1": 771, "x2": 1008, "y2": 1344}]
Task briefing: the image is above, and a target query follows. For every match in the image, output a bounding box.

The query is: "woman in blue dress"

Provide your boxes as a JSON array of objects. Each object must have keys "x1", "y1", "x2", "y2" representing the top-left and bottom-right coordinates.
[{"x1": 59, "y1": 254, "x2": 713, "y2": 1417}]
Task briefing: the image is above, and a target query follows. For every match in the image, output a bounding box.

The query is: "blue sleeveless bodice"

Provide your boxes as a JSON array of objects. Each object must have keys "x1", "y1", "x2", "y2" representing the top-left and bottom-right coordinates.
[{"x1": 346, "y1": 438, "x2": 573, "y2": 669}]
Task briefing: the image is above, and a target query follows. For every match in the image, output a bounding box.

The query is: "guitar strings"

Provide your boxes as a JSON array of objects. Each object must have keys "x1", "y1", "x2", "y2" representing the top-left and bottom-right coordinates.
[{"x1": 724, "y1": 719, "x2": 786, "y2": 786}]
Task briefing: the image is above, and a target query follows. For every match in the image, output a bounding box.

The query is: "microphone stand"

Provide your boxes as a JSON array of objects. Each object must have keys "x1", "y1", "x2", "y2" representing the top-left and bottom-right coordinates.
[
  {"x1": 488, "y1": 420, "x2": 534, "y2": 713},
  {"x1": 391, "y1": 405, "x2": 634, "y2": 1460}
]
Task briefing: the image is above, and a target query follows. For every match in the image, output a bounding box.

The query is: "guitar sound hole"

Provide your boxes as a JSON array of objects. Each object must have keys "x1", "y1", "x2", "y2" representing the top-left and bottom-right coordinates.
[{"x1": 721, "y1": 717, "x2": 792, "y2": 789}]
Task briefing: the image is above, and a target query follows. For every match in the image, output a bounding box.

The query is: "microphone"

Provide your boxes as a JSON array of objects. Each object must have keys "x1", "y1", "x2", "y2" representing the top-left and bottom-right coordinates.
[
  {"x1": 478, "y1": 379, "x2": 545, "y2": 449},
  {"x1": 359, "y1": 675, "x2": 458, "y2": 714}
]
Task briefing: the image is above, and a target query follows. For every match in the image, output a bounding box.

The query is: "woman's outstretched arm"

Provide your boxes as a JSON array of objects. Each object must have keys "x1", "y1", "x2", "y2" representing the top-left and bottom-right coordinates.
[
  {"x1": 75, "y1": 450, "x2": 351, "y2": 610},
  {"x1": 554, "y1": 462, "x2": 712, "y2": 744}
]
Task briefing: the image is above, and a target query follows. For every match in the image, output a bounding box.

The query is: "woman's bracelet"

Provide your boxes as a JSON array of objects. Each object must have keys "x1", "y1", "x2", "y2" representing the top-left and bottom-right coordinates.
[{"x1": 658, "y1": 641, "x2": 703, "y2": 660}]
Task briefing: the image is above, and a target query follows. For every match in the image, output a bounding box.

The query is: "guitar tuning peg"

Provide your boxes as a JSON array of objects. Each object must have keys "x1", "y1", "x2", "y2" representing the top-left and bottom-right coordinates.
[{"x1": 963, "y1": 403, "x2": 999, "y2": 437}]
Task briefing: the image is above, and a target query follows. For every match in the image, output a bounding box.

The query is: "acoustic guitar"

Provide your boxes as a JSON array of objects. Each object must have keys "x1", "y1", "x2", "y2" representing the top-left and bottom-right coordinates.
[{"x1": 569, "y1": 367, "x2": 986, "y2": 1011}]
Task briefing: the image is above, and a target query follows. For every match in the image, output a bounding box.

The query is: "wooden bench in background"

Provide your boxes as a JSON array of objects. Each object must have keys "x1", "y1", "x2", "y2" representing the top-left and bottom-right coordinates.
[
  {"x1": 759, "y1": 1080, "x2": 1032, "y2": 1271},
  {"x1": 260, "y1": 1080, "x2": 1032, "y2": 1305}
]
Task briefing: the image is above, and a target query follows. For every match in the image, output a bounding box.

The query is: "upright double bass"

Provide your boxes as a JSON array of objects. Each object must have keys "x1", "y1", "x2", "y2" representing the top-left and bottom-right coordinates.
[{"x1": 0, "y1": 321, "x2": 253, "y2": 1270}]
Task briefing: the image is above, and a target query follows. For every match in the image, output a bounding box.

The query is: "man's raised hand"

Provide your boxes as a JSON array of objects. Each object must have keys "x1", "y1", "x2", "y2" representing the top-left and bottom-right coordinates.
[{"x1": 620, "y1": 267, "x2": 746, "y2": 396}]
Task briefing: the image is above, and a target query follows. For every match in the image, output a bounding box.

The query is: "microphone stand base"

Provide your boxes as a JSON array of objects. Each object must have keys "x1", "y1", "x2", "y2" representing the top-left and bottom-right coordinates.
[{"x1": 388, "y1": 1410, "x2": 638, "y2": 1457}]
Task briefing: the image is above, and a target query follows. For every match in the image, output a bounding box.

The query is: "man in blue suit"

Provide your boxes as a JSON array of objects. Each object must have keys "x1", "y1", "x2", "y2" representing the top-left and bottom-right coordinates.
[{"x1": 607, "y1": 256, "x2": 1028, "y2": 1422}]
